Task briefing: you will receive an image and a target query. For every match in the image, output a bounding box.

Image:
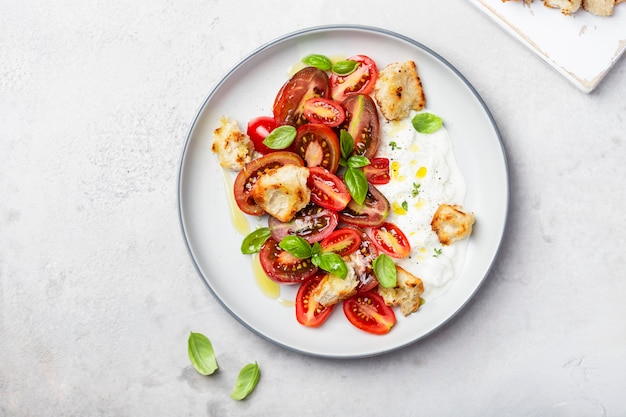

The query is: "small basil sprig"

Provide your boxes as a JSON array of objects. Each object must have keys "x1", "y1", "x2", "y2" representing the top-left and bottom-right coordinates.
[
  {"x1": 412, "y1": 112, "x2": 443, "y2": 134},
  {"x1": 188, "y1": 332, "x2": 218, "y2": 376},
  {"x1": 231, "y1": 362, "x2": 260, "y2": 401},
  {"x1": 373, "y1": 254, "x2": 397, "y2": 288},
  {"x1": 301, "y1": 54, "x2": 332, "y2": 71},
  {"x1": 263, "y1": 125, "x2": 296, "y2": 149},
  {"x1": 279, "y1": 236, "x2": 348, "y2": 279},
  {"x1": 332, "y1": 60, "x2": 359, "y2": 76},
  {"x1": 241, "y1": 227, "x2": 271, "y2": 254},
  {"x1": 339, "y1": 130, "x2": 370, "y2": 205}
]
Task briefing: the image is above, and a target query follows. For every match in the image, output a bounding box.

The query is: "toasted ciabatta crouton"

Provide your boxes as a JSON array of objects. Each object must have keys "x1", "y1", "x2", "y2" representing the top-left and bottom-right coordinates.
[
  {"x1": 212, "y1": 116, "x2": 255, "y2": 171},
  {"x1": 582, "y1": 0, "x2": 615, "y2": 14},
  {"x1": 251, "y1": 164, "x2": 310, "y2": 222},
  {"x1": 312, "y1": 263, "x2": 358, "y2": 307},
  {"x1": 373, "y1": 61, "x2": 426, "y2": 121},
  {"x1": 378, "y1": 265, "x2": 425, "y2": 316},
  {"x1": 431, "y1": 204, "x2": 475, "y2": 246},
  {"x1": 544, "y1": 0, "x2": 581, "y2": 14}
]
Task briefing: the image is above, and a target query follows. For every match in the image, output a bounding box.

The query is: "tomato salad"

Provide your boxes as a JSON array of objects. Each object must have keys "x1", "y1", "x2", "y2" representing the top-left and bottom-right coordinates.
[{"x1": 231, "y1": 54, "x2": 418, "y2": 335}]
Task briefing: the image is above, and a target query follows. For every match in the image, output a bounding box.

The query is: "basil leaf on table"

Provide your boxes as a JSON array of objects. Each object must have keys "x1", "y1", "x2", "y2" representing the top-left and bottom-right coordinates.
[
  {"x1": 373, "y1": 254, "x2": 397, "y2": 288},
  {"x1": 240, "y1": 227, "x2": 271, "y2": 254},
  {"x1": 412, "y1": 112, "x2": 443, "y2": 134},
  {"x1": 343, "y1": 167, "x2": 368, "y2": 205},
  {"x1": 301, "y1": 54, "x2": 332, "y2": 71},
  {"x1": 231, "y1": 362, "x2": 260, "y2": 400},
  {"x1": 187, "y1": 332, "x2": 218, "y2": 376},
  {"x1": 278, "y1": 235, "x2": 312, "y2": 259},
  {"x1": 263, "y1": 125, "x2": 297, "y2": 149}
]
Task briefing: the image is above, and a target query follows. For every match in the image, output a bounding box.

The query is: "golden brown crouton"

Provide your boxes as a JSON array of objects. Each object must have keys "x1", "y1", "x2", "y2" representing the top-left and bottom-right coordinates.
[
  {"x1": 312, "y1": 263, "x2": 358, "y2": 307},
  {"x1": 250, "y1": 164, "x2": 310, "y2": 222},
  {"x1": 373, "y1": 61, "x2": 426, "y2": 121},
  {"x1": 378, "y1": 265, "x2": 425, "y2": 316},
  {"x1": 431, "y1": 204, "x2": 475, "y2": 246},
  {"x1": 211, "y1": 116, "x2": 255, "y2": 171}
]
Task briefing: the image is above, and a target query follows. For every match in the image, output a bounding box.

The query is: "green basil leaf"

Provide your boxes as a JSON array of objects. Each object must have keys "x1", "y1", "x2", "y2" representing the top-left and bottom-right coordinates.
[
  {"x1": 373, "y1": 254, "x2": 397, "y2": 288},
  {"x1": 411, "y1": 112, "x2": 443, "y2": 134},
  {"x1": 339, "y1": 129, "x2": 354, "y2": 159},
  {"x1": 344, "y1": 167, "x2": 368, "y2": 205},
  {"x1": 315, "y1": 252, "x2": 348, "y2": 279},
  {"x1": 263, "y1": 125, "x2": 297, "y2": 149},
  {"x1": 332, "y1": 60, "x2": 359, "y2": 76},
  {"x1": 187, "y1": 332, "x2": 218, "y2": 376},
  {"x1": 240, "y1": 227, "x2": 271, "y2": 254},
  {"x1": 347, "y1": 155, "x2": 370, "y2": 169},
  {"x1": 231, "y1": 362, "x2": 260, "y2": 400},
  {"x1": 311, "y1": 241, "x2": 323, "y2": 257},
  {"x1": 279, "y1": 235, "x2": 312, "y2": 259},
  {"x1": 301, "y1": 54, "x2": 332, "y2": 71}
]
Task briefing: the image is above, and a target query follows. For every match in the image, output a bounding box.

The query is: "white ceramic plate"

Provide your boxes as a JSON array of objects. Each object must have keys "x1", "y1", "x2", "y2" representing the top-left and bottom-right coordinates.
[
  {"x1": 470, "y1": 0, "x2": 626, "y2": 93},
  {"x1": 178, "y1": 25, "x2": 509, "y2": 358}
]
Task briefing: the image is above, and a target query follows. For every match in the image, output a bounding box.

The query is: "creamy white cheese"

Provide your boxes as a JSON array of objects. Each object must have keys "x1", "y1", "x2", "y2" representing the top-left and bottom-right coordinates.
[{"x1": 375, "y1": 112, "x2": 468, "y2": 301}]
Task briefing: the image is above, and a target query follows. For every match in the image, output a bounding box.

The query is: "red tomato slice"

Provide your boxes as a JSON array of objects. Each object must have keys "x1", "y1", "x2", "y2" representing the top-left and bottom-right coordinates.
[
  {"x1": 307, "y1": 166, "x2": 351, "y2": 211},
  {"x1": 343, "y1": 291, "x2": 396, "y2": 335},
  {"x1": 268, "y1": 204, "x2": 338, "y2": 244},
  {"x1": 330, "y1": 55, "x2": 379, "y2": 103},
  {"x1": 303, "y1": 97, "x2": 345, "y2": 127},
  {"x1": 363, "y1": 157, "x2": 390, "y2": 185},
  {"x1": 339, "y1": 183, "x2": 390, "y2": 227},
  {"x1": 341, "y1": 94, "x2": 380, "y2": 158},
  {"x1": 293, "y1": 123, "x2": 341, "y2": 173},
  {"x1": 320, "y1": 227, "x2": 361, "y2": 257},
  {"x1": 295, "y1": 274, "x2": 334, "y2": 327},
  {"x1": 259, "y1": 237, "x2": 319, "y2": 283},
  {"x1": 233, "y1": 151, "x2": 304, "y2": 216},
  {"x1": 273, "y1": 67, "x2": 331, "y2": 127},
  {"x1": 247, "y1": 116, "x2": 277, "y2": 154},
  {"x1": 367, "y1": 222, "x2": 411, "y2": 259},
  {"x1": 342, "y1": 225, "x2": 379, "y2": 293}
]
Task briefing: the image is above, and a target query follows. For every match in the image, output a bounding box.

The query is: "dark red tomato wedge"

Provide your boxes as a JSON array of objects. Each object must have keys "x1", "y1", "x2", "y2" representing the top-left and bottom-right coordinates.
[
  {"x1": 363, "y1": 157, "x2": 390, "y2": 185},
  {"x1": 367, "y1": 222, "x2": 411, "y2": 259},
  {"x1": 338, "y1": 183, "x2": 390, "y2": 227},
  {"x1": 259, "y1": 237, "x2": 319, "y2": 283},
  {"x1": 320, "y1": 227, "x2": 361, "y2": 257},
  {"x1": 295, "y1": 274, "x2": 334, "y2": 327},
  {"x1": 247, "y1": 116, "x2": 278, "y2": 154},
  {"x1": 273, "y1": 66, "x2": 331, "y2": 127},
  {"x1": 330, "y1": 55, "x2": 379, "y2": 103},
  {"x1": 342, "y1": 225, "x2": 379, "y2": 293},
  {"x1": 341, "y1": 94, "x2": 380, "y2": 158},
  {"x1": 233, "y1": 151, "x2": 304, "y2": 216},
  {"x1": 343, "y1": 291, "x2": 396, "y2": 335},
  {"x1": 307, "y1": 166, "x2": 351, "y2": 211},
  {"x1": 303, "y1": 97, "x2": 345, "y2": 127},
  {"x1": 268, "y1": 204, "x2": 338, "y2": 244},
  {"x1": 293, "y1": 123, "x2": 340, "y2": 173}
]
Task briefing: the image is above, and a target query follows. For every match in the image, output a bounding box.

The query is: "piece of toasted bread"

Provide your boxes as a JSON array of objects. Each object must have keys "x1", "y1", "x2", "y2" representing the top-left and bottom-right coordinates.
[
  {"x1": 582, "y1": 0, "x2": 615, "y2": 14},
  {"x1": 251, "y1": 164, "x2": 310, "y2": 222},
  {"x1": 377, "y1": 265, "x2": 425, "y2": 316},
  {"x1": 373, "y1": 61, "x2": 426, "y2": 121},
  {"x1": 543, "y1": 0, "x2": 582, "y2": 14},
  {"x1": 431, "y1": 204, "x2": 475, "y2": 246},
  {"x1": 211, "y1": 116, "x2": 255, "y2": 171},
  {"x1": 312, "y1": 264, "x2": 359, "y2": 307}
]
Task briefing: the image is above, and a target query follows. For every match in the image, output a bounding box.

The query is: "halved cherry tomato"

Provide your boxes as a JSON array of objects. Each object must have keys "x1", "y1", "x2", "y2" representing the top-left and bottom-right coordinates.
[
  {"x1": 341, "y1": 94, "x2": 380, "y2": 158},
  {"x1": 367, "y1": 222, "x2": 411, "y2": 259},
  {"x1": 268, "y1": 204, "x2": 338, "y2": 244},
  {"x1": 342, "y1": 225, "x2": 379, "y2": 293},
  {"x1": 343, "y1": 291, "x2": 396, "y2": 335},
  {"x1": 307, "y1": 166, "x2": 351, "y2": 211},
  {"x1": 339, "y1": 183, "x2": 390, "y2": 227},
  {"x1": 295, "y1": 274, "x2": 334, "y2": 327},
  {"x1": 233, "y1": 151, "x2": 304, "y2": 215},
  {"x1": 320, "y1": 227, "x2": 361, "y2": 257},
  {"x1": 293, "y1": 123, "x2": 340, "y2": 173},
  {"x1": 273, "y1": 67, "x2": 330, "y2": 127},
  {"x1": 330, "y1": 55, "x2": 378, "y2": 103},
  {"x1": 363, "y1": 157, "x2": 390, "y2": 185},
  {"x1": 303, "y1": 97, "x2": 345, "y2": 127},
  {"x1": 259, "y1": 237, "x2": 319, "y2": 283},
  {"x1": 247, "y1": 116, "x2": 278, "y2": 154}
]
